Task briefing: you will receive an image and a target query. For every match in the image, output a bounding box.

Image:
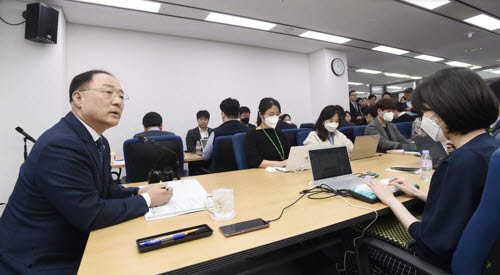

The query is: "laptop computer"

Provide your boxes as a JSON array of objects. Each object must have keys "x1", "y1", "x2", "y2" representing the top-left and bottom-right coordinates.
[
  {"x1": 275, "y1": 144, "x2": 332, "y2": 172},
  {"x1": 413, "y1": 135, "x2": 448, "y2": 169},
  {"x1": 350, "y1": 135, "x2": 380, "y2": 161},
  {"x1": 309, "y1": 146, "x2": 365, "y2": 190}
]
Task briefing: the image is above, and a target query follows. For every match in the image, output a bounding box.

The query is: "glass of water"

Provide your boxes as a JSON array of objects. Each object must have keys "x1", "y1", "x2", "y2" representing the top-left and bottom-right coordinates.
[{"x1": 205, "y1": 188, "x2": 236, "y2": 221}]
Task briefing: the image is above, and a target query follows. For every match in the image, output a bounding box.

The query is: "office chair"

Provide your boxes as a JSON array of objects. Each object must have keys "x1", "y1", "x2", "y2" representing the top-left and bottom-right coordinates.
[
  {"x1": 355, "y1": 147, "x2": 500, "y2": 275},
  {"x1": 395, "y1": 122, "x2": 413, "y2": 139},
  {"x1": 210, "y1": 135, "x2": 238, "y2": 173},
  {"x1": 338, "y1": 126, "x2": 356, "y2": 143},
  {"x1": 353, "y1": 125, "x2": 366, "y2": 138},
  {"x1": 296, "y1": 129, "x2": 312, "y2": 145},
  {"x1": 232, "y1": 133, "x2": 248, "y2": 170},
  {"x1": 299, "y1": 123, "x2": 314, "y2": 129},
  {"x1": 281, "y1": 128, "x2": 310, "y2": 147},
  {"x1": 123, "y1": 135, "x2": 184, "y2": 183}
]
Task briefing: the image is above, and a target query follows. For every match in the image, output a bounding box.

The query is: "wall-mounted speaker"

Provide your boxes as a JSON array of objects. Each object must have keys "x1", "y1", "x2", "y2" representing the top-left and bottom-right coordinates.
[{"x1": 25, "y1": 3, "x2": 59, "y2": 44}]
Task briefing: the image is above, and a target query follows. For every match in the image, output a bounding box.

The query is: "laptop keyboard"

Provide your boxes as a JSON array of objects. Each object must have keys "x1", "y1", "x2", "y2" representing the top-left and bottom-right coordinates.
[{"x1": 348, "y1": 178, "x2": 419, "y2": 204}]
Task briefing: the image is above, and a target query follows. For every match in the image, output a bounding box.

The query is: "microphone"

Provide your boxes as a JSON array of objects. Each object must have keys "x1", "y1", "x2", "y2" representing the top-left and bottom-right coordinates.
[
  {"x1": 137, "y1": 136, "x2": 181, "y2": 181},
  {"x1": 15, "y1": 127, "x2": 37, "y2": 143}
]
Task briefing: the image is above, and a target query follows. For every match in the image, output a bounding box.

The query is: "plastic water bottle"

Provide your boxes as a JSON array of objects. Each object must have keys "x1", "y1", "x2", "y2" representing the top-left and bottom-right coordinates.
[
  {"x1": 195, "y1": 141, "x2": 202, "y2": 156},
  {"x1": 421, "y1": 150, "x2": 433, "y2": 182}
]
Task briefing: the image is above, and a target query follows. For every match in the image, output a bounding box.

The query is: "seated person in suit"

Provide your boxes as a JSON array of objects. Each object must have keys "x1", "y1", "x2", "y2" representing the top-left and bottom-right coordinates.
[
  {"x1": 367, "y1": 67, "x2": 500, "y2": 272},
  {"x1": 276, "y1": 113, "x2": 298, "y2": 130},
  {"x1": 238, "y1": 106, "x2": 256, "y2": 130},
  {"x1": 245, "y1": 97, "x2": 291, "y2": 168},
  {"x1": 0, "y1": 70, "x2": 173, "y2": 274},
  {"x1": 133, "y1": 112, "x2": 175, "y2": 138},
  {"x1": 392, "y1": 102, "x2": 414, "y2": 123},
  {"x1": 303, "y1": 105, "x2": 353, "y2": 153},
  {"x1": 185, "y1": 110, "x2": 213, "y2": 152},
  {"x1": 365, "y1": 98, "x2": 411, "y2": 152},
  {"x1": 363, "y1": 106, "x2": 377, "y2": 124},
  {"x1": 203, "y1": 98, "x2": 248, "y2": 161}
]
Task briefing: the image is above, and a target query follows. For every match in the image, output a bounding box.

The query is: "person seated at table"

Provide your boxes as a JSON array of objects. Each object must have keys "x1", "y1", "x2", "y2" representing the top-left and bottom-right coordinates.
[
  {"x1": 366, "y1": 67, "x2": 500, "y2": 273},
  {"x1": 345, "y1": 111, "x2": 352, "y2": 123},
  {"x1": 203, "y1": 98, "x2": 248, "y2": 161},
  {"x1": 186, "y1": 110, "x2": 213, "y2": 152},
  {"x1": 363, "y1": 106, "x2": 377, "y2": 125},
  {"x1": 133, "y1": 112, "x2": 175, "y2": 138},
  {"x1": 245, "y1": 97, "x2": 290, "y2": 168},
  {"x1": 303, "y1": 105, "x2": 353, "y2": 153},
  {"x1": 0, "y1": 70, "x2": 173, "y2": 274},
  {"x1": 365, "y1": 98, "x2": 411, "y2": 152},
  {"x1": 276, "y1": 113, "x2": 298, "y2": 130},
  {"x1": 392, "y1": 102, "x2": 414, "y2": 123},
  {"x1": 238, "y1": 106, "x2": 256, "y2": 130}
]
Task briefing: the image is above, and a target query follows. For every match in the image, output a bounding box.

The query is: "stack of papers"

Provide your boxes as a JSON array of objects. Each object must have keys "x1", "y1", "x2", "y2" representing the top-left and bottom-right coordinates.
[{"x1": 144, "y1": 179, "x2": 208, "y2": 221}]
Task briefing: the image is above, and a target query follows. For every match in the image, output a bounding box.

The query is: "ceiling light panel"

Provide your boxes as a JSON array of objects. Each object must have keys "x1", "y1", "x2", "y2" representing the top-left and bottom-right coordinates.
[
  {"x1": 299, "y1": 31, "x2": 351, "y2": 44},
  {"x1": 414, "y1": 54, "x2": 443, "y2": 62},
  {"x1": 356, "y1": 69, "x2": 382, "y2": 74},
  {"x1": 402, "y1": 0, "x2": 450, "y2": 10},
  {"x1": 446, "y1": 61, "x2": 471, "y2": 67},
  {"x1": 384, "y1": 72, "x2": 411, "y2": 78},
  {"x1": 348, "y1": 82, "x2": 364, "y2": 85},
  {"x1": 205, "y1": 12, "x2": 277, "y2": 31},
  {"x1": 464, "y1": 14, "x2": 500, "y2": 31},
  {"x1": 75, "y1": 0, "x2": 161, "y2": 12},
  {"x1": 387, "y1": 86, "x2": 403, "y2": 89},
  {"x1": 372, "y1": 45, "x2": 409, "y2": 55}
]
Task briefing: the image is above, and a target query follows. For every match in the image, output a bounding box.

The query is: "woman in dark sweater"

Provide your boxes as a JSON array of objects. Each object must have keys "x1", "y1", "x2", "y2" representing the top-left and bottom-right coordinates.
[
  {"x1": 367, "y1": 67, "x2": 500, "y2": 272},
  {"x1": 245, "y1": 97, "x2": 290, "y2": 168}
]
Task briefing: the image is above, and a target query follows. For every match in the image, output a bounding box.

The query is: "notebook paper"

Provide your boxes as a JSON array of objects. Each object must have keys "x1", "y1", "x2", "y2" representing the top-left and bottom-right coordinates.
[{"x1": 144, "y1": 179, "x2": 208, "y2": 221}]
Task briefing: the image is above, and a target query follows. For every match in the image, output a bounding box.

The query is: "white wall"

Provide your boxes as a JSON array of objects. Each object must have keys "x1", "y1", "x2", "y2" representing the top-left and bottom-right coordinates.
[
  {"x1": 0, "y1": 0, "x2": 67, "y2": 214},
  {"x1": 309, "y1": 49, "x2": 349, "y2": 119},
  {"x1": 66, "y1": 24, "x2": 313, "y2": 157}
]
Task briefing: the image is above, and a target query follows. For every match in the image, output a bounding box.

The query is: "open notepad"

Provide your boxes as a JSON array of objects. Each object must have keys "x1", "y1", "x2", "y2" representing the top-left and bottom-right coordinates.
[{"x1": 144, "y1": 179, "x2": 208, "y2": 221}]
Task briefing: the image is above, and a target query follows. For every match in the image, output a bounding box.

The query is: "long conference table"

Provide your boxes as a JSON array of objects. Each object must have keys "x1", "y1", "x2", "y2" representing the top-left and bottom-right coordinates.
[{"x1": 78, "y1": 153, "x2": 427, "y2": 274}]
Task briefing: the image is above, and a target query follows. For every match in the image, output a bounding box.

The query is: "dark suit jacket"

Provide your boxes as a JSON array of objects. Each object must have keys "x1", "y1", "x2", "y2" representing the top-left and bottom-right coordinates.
[
  {"x1": 0, "y1": 112, "x2": 148, "y2": 274},
  {"x1": 133, "y1": 130, "x2": 175, "y2": 139},
  {"x1": 392, "y1": 113, "x2": 414, "y2": 123},
  {"x1": 349, "y1": 101, "x2": 362, "y2": 124},
  {"x1": 185, "y1": 127, "x2": 213, "y2": 152}
]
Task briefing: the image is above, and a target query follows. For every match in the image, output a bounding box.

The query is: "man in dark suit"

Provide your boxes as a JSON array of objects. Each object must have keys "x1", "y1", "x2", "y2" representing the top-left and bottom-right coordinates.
[
  {"x1": 0, "y1": 70, "x2": 173, "y2": 274},
  {"x1": 393, "y1": 102, "x2": 414, "y2": 123},
  {"x1": 185, "y1": 110, "x2": 213, "y2": 152},
  {"x1": 133, "y1": 112, "x2": 175, "y2": 138},
  {"x1": 349, "y1": 90, "x2": 363, "y2": 124}
]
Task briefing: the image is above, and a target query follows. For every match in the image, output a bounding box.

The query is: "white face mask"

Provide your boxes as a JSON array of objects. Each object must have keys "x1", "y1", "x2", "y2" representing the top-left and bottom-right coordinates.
[
  {"x1": 264, "y1": 115, "x2": 279, "y2": 129},
  {"x1": 383, "y1": 112, "x2": 394, "y2": 122},
  {"x1": 324, "y1": 122, "x2": 339, "y2": 132},
  {"x1": 421, "y1": 113, "x2": 447, "y2": 142}
]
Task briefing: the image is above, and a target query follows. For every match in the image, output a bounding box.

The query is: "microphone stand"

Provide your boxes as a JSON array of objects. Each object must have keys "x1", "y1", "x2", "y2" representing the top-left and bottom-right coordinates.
[{"x1": 23, "y1": 137, "x2": 28, "y2": 161}]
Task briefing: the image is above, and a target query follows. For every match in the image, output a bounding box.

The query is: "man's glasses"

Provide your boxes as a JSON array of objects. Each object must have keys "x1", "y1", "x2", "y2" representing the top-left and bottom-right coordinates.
[{"x1": 79, "y1": 87, "x2": 129, "y2": 101}]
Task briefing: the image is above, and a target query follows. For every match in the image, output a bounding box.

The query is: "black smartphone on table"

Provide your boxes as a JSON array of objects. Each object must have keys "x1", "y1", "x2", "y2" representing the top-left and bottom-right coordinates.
[{"x1": 219, "y1": 218, "x2": 270, "y2": 237}]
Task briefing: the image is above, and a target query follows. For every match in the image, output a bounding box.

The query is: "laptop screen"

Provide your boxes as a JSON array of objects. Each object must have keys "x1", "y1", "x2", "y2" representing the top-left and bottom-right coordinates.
[{"x1": 309, "y1": 147, "x2": 352, "y2": 181}]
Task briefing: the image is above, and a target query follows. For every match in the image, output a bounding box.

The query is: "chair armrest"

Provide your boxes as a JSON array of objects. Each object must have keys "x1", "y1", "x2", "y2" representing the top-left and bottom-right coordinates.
[{"x1": 356, "y1": 238, "x2": 449, "y2": 275}]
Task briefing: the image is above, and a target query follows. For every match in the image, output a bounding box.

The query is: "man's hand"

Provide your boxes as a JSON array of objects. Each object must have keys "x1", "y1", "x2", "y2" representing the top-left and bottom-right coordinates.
[
  {"x1": 357, "y1": 116, "x2": 363, "y2": 121},
  {"x1": 366, "y1": 179, "x2": 398, "y2": 206},
  {"x1": 142, "y1": 183, "x2": 174, "y2": 207}
]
